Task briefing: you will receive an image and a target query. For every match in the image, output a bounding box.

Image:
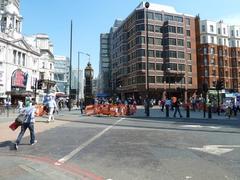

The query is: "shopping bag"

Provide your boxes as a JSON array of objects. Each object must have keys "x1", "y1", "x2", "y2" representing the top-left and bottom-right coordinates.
[{"x1": 9, "y1": 121, "x2": 20, "y2": 131}]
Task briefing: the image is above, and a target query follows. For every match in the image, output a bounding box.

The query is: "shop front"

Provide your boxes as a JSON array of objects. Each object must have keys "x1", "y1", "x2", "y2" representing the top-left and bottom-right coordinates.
[{"x1": 10, "y1": 69, "x2": 31, "y2": 105}]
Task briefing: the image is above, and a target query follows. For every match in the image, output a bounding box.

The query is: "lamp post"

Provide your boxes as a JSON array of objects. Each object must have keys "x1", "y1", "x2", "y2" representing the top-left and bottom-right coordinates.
[
  {"x1": 68, "y1": 20, "x2": 73, "y2": 111},
  {"x1": 78, "y1": 51, "x2": 90, "y2": 101},
  {"x1": 145, "y1": 2, "x2": 150, "y2": 117}
]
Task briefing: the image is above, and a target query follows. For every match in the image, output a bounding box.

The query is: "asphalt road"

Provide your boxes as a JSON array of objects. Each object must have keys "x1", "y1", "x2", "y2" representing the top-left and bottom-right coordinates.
[{"x1": 0, "y1": 111, "x2": 240, "y2": 180}]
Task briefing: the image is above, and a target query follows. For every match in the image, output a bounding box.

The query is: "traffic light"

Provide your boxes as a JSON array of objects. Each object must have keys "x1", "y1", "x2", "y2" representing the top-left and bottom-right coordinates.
[
  {"x1": 216, "y1": 80, "x2": 224, "y2": 90},
  {"x1": 37, "y1": 79, "x2": 43, "y2": 89}
]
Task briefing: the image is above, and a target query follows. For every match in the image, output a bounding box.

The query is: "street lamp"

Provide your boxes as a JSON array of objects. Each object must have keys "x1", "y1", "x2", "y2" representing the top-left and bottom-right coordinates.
[
  {"x1": 68, "y1": 20, "x2": 73, "y2": 111},
  {"x1": 78, "y1": 51, "x2": 90, "y2": 101},
  {"x1": 145, "y1": 2, "x2": 150, "y2": 117}
]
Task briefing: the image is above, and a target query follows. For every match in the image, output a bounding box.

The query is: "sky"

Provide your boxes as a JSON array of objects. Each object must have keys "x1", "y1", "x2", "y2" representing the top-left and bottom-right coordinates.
[{"x1": 21, "y1": 0, "x2": 240, "y2": 78}]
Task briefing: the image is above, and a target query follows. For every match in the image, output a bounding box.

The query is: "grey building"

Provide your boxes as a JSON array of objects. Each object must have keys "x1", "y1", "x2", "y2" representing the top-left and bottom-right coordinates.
[
  {"x1": 54, "y1": 56, "x2": 69, "y2": 94},
  {"x1": 98, "y1": 33, "x2": 111, "y2": 95}
]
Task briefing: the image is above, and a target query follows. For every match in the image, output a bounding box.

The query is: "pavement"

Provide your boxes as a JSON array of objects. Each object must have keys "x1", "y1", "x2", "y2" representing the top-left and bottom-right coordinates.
[{"x1": 0, "y1": 109, "x2": 99, "y2": 180}]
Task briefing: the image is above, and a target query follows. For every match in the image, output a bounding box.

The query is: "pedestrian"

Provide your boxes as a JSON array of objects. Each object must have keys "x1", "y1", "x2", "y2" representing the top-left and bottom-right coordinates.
[
  {"x1": 17, "y1": 100, "x2": 23, "y2": 113},
  {"x1": 173, "y1": 98, "x2": 183, "y2": 118},
  {"x1": 47, "y1": 96, "x2": 58, "y2": 122},
  {"x1": 14, "y1": 102, "x2": 37, "y2": 150},
  {"x1": 79, "y1": 100, "x2": 84, "y2": 114}
]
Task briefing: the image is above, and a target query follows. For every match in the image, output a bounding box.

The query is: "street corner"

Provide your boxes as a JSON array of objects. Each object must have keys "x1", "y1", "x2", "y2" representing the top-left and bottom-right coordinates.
[{"x1": 0, "y1": 154, "x2": 102, "y2": 179}]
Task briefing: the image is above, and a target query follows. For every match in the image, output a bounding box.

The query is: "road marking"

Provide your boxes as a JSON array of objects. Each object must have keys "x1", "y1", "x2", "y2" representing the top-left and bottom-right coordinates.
[
  {"x1": 181, "y1": 125, "x2": 221, "y2": 129},
  {"x1": 189, "y1": 145, "x2": 240, "y2": 156},
  {"x1": 55, "y1": 118, "x2": 125, "y2": 165}
]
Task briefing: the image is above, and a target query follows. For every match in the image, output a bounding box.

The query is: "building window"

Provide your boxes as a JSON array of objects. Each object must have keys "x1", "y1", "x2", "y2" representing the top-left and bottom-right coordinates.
[
  {"x1": 156, "y1": 76, "x2": 164, "y2": 83},
  {"x1": 13, "y1": 50, "x2": 17, "y2": 64},
  {"x1": 156, "y1": 63, "x2": 163, "y2": 70},
  {"x1": 168, "y1": 51, "x2": 177, "y2": 58},
  {"x1": 218, "y1": 38, "x2": 222, "y2": 45},
  {"x1": 168, "y1": 38, "x2": 176, "y2": 45},
  {"x1": 136, "y1": 10, "x2": 144, "y2": 19},
  {"x1": 147, "y1": 12, "x2": 154, "y2": 19},
  {"x1": 178, "y1": 51, "x2": 185, "y2": 59},
  {"x1": 231, "y1": 30, "x2": 234, "y2": 36},
  {"x1": 218, "y1": 28, "x2": 221, "y2": 34},
  {"x1": 187, "y1": 41, "x2": 191, "y2": 48},
  {"x1": 188, "y1": 77, "x2": 192, "y2": 84},
  {"x1": 237, "y1": 30, "x2": 239, "y2": 36},
  {"x1": 156, "y1": 51, "x2": 162, "y2": 58},
  {"x1": 177, "y1": 39, "x2": 184, "y2": 46},
  {"x1": 42, "y1": 62, "x2": 45, "y2": 68},
  {"x1": 22, "y1": 54, "x2": 26, "y2": 66},
  {"x1": 177, "y1": 27, "x2": 183, "y2": 34},
  {"x1": 186, "y1": 30, "x2": 190, "y2": 36},
  {"x1": 187, "y1": 53, "x2": 192, "y2": 60},
  {"x1": 149, "y1": 76, "x2": 155, "y2": 83},
  {"x1": 155, "y1": 38, "x2": 162, "y2": 45},
  {"x1": 168, "y1": 26, "x2": 176, "y2": 33},
  {"x1": 178, "y1": 64, "x2": 185, "y2": 71},
  {"x1": 155, "y1": 13, "x2": 162, "y2": 21},
  {"x1": 224, "y1": 39, "x2": 226, "y2": 46},
  {"x1": 202, "y1": 36, "x2": 206, "y2": 43},
  {"x1": 211, "y1": 36, "x2": 214, "y2": 44},
  {"x1": 148, "y1": 25, "x2": 154, "y2": 32},
  {"x1": 148, "y1": 50, "x2": 155, "y2": 57},
  {"x1": 202, "y1": 25, "x2": 205, "y2": 32},
  {"x1": 204, "y1": 47, "x2": 207, "y2": 54},
  {"x1": 136, "y1": 36, "x2": 145, "y2": 44},
  {"x1": 18, "y1": 52, "x2": 21, "y2": 65},
  {"x1": 210, "y1": 25, "x2": 214, "y2": 32},
  {"x1": 223, "y1": 28, "x2": 226, "y2": 34},
  {"x1": 186, "y1": 18, "x2": 190, "y2": 25},
  {"x1": 155, "y1": 26, "x2": 162, "y2": 33},
  {"x1": 204, "y1": 56, "x2": 208, "y2": 65},
  {"x1": 148, "y1": 37, "x2": 154, "y2": 44},
  {"x1": 210, "y1": 47, "x2": 215, "y2": 54},
  {"x1": 164, "y1": 14, "x2": 174, "y2": 21},
  {"x1": 188, "y1": 65, "x2": 192, "y2": 72},
  {"x1": 149, "y1": 63, "x2": 155, "y2": 70}
]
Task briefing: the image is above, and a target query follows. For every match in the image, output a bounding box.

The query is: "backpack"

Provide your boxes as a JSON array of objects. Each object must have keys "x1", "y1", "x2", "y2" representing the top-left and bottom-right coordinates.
[{"x1": 15, "y1": 113, "x2": 27, "y2": 125}]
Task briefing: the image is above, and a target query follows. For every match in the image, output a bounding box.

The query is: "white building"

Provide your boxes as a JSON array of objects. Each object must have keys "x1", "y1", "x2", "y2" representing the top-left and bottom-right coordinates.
[
  {"x1": 200, "y1": 20, "x2": 240, "y2": 47},
  {"x1": 0, "y1": 0, "x2": 56, "y2": 104}
]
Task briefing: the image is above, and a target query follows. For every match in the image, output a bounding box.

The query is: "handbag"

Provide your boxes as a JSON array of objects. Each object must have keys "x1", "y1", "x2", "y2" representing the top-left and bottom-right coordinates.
[{"x1": 15, "y1": 113, "x2": 27, "y2": 125}]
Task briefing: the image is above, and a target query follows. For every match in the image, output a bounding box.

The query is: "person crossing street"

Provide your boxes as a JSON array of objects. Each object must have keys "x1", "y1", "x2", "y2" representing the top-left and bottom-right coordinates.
[{"x1": 14, "y1": 102, "x2": 37, "y2": 150}]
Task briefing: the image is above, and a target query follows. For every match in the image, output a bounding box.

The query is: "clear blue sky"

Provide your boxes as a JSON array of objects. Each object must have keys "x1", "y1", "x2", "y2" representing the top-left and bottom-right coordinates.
[{"x1": 21, "y1": 0, "x2": 240, "y2": 77}]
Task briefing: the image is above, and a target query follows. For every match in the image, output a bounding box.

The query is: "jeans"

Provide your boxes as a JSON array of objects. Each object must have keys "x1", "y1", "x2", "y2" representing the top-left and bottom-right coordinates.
[
  {"x1": 16, "y1": 123, "x2": 35, "y2": 145},
  {"x1": 173, "y1": 107, "x2": 182, "y2": 117}
]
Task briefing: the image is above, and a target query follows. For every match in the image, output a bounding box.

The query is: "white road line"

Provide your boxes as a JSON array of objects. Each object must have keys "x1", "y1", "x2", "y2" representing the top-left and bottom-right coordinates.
[{"x1": 55, "y1": 118, "x2": 125, "y2": 165}]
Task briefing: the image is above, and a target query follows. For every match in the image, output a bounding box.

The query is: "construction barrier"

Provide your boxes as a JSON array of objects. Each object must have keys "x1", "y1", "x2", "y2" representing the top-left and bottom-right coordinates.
[
  {"x1": 35, "y1": 104, "x2": 46, "y2": 117},
  {"x1": 85, "y1": 104, "x2": 137, "y2": 117}
]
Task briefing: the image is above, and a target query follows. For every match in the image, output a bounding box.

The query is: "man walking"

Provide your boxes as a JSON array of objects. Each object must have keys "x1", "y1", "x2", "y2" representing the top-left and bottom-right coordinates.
[
  {"x1": 173, "y1": 98, "x2": 183, "y2": 118},
  {"x1": 15, "y1": 102, "x2": 37, "y2": 150},
  {"x1": 47, "y1": 96, "x2": 57, "y2": 123}
]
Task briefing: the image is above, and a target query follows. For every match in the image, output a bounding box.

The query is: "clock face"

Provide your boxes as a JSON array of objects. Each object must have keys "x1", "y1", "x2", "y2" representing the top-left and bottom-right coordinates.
[{"x1": 85, "y1": 70, "x2": 91, "y2": 77}]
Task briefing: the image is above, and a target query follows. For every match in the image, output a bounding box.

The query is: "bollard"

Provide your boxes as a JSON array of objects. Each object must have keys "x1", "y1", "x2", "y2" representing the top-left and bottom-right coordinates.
[
  {"x1": 186, "y1": 105, "x2": 190, "y2": 118},
  {"x1": 166, "y1": 105, "x2": 169, "y2": 117},
  {"x1": 208, "y1": 105, "x2": 212, "y2": 119}
]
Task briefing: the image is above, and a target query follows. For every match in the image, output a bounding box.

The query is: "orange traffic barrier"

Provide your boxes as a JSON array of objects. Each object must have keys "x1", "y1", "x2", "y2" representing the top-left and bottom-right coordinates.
[
  {"x1": 84, "y1": 104, "x2": 137, "y2": 117},
  {"x1": 85, "y1": 105, "x2": 95, "y2": 115},
  {"x1": 35, "y1": 105, "x2": 46, "y2": 117}
]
